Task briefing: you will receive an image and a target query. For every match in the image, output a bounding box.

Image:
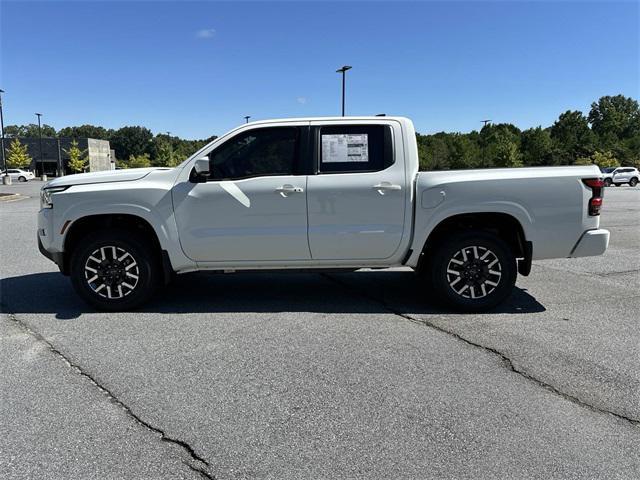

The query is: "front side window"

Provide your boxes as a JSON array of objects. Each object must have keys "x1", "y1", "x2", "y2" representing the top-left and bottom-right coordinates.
[
  {"x1": 318, "y1": 125, "x2": 393, "y2": 173},
  {"x1": 208, "y1": 127, "x2": 299, "y2": 180}
]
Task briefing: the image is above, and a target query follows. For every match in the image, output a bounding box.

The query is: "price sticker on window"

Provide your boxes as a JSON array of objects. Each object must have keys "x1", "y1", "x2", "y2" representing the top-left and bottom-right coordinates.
[{"x1": 322, "y1": 134, "x2": 369, "y2": 163}]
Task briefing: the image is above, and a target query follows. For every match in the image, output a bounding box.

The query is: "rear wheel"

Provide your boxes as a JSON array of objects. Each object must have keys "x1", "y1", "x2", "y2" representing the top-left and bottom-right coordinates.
[
  {"x1": 70, "y1": 230, "x2": 159, "y2": 311},
  {"x1": 604, "y1": 178, "x2": 612, "y2": 187},
  {"x1": 426, "y1": 231, "x2": 517, "y2": 312},
  {"x1": 629, "y1": 177, "x2": 638, "y2": 187}
]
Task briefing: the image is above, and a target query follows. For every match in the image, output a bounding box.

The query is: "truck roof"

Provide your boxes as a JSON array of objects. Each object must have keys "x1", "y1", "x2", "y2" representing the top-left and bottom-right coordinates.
[{"x1": 244, "y1": 116, "x2": 410, "y2": 126}]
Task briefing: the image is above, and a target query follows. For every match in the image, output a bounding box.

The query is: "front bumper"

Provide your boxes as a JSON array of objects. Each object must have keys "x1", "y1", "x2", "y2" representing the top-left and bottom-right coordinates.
[
  {"x1": 570, "y1": 229, "x2": 610, "y2": 257},
  {"x1": 37, "y1": 208, "x2": 66, "y2": 272},
  {"x1": 38, "y1": 235, "x2": 65, "y2": 270}
]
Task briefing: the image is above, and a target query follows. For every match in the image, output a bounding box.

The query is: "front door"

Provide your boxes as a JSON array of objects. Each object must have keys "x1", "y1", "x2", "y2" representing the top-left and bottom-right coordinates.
[
  {"x1": 306, "y1": 122, "x2": 407, "y2": 260},
  {"x1": 172, "y1": 125, "x2": 311, "y2": 263}
]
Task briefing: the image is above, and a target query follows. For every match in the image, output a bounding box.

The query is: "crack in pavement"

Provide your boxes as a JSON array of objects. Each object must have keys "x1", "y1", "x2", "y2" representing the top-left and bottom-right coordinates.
[
  {"x1": 533, "y1": 262, "x2": 640, "y2": 283},
  {"x1": 320, "y1": 273, "x2": 640, "y2": 428},
  {"x1": 594, "y1": 269, "x2": 640, "y2": 277},
  {"x1": 183, "y1": 460, "x2": 217, "y2": 480},
  {"x1": 3, "y1": 309, "x2": 217, "y2": 480}
]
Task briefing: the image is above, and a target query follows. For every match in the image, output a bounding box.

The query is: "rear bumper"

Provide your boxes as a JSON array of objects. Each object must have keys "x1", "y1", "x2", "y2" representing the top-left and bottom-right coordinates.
[{"x1": 570, "y1": 229, "x2": 610, "y2": 258}]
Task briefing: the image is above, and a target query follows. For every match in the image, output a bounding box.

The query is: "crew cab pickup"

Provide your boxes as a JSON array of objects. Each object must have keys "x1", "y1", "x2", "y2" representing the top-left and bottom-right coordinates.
[{"x1": 38, "y1": 117, "x2": 609, "y2": 311}]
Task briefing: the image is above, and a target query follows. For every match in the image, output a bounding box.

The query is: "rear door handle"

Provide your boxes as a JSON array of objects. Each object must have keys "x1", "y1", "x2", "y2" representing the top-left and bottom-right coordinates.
[
  {"x1": 275, "y1": 184, "x2": 304, "y2": 197},
  {"x1": 372, "y1": 182, "x2": 402, "y2": 195}
]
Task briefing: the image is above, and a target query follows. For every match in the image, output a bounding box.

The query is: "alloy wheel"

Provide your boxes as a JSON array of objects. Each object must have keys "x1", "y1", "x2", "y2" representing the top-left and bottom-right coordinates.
[
  {"x1": 84, "y1": 246, "x2": 140, "y2": 299},
  {"x1": 446, "y1": 245, "x2": 502, "y2": 299}
]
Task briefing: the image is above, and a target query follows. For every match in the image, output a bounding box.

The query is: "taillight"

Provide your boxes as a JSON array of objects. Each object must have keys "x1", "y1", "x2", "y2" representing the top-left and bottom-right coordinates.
[
  {"x1": 583, "y1": 178, "x2": 604, "y2": 189},
  {"x1": 582, "y1": 178, "x2": 604, "y2": 216}
]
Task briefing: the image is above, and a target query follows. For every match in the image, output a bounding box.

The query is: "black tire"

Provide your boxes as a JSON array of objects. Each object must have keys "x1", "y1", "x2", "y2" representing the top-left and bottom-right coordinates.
[
  {"x1": 604, "y1": 178, "x2": 612, "y2": 187},
  {"x1": 70, "y1": 229, "x2": 160, "y2": 311},
  {"x1": 426, "y1": 230, "x2": 517, "y2": 312},
  {"x1": 629, "y1": 177, "x2": 638, "y2": 187},
  {"x1": 18, "y1": 176, "x2": 26, "y2": 182}
]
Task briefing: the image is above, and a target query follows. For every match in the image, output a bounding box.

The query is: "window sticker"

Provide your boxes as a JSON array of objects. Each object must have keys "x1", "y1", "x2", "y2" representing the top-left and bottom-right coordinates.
[{"x1": 321, "y1": 134, "x2": 369, "y2": 163}]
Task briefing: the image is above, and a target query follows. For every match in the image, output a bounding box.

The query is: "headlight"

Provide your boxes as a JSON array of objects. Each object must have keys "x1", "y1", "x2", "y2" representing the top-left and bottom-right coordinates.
[{"x1": 40, "y1": 186, "x2": 68, "y2": 209}]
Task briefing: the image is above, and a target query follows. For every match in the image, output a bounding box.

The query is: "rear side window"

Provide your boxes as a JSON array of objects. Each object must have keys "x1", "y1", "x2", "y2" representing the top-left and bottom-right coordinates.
[
  {"x1": 317, "y1": 125, "x2": 393, "y2": 173},
  {"x1": 209, "y1": 127, "x2": 299, "y2": 180}
]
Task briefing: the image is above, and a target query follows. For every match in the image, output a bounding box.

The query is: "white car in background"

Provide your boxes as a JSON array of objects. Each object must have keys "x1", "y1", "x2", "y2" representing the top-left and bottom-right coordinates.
[
  {"x1": 601, "y1": 167, "x2": 639, "y2": 187},
  {"x1": 1, "y1": 168, "x2": 35, "y2": 182},
  {"x1": 610, "y1": 167, "x2": 639, "y2": 187}
]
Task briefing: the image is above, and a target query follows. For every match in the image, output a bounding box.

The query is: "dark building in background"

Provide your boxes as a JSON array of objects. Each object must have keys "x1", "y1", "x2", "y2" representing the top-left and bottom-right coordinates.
[{"x1": 3, "y1": 137, "x2": 112, "y2": 176}]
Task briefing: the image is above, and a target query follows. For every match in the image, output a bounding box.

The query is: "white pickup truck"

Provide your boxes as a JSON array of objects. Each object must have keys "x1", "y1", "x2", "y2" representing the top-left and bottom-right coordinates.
[{"x1": 38, "y1": 116, "x2": 609, "y2": 312}]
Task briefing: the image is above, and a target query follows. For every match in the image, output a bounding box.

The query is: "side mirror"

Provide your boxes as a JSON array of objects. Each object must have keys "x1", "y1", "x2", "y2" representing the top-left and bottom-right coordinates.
[
  {"x1": 190, "y1": 157, "x2": 210, "y2": 183},
  {"x1": 194, "y1": 158, "x2": 210, "y2": 176}
]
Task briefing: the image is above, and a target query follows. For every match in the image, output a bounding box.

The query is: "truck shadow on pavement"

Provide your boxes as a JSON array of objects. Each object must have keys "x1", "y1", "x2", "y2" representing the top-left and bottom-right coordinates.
[{"x1": 1, "y1": 270, "x2": 545, "y2": 320}]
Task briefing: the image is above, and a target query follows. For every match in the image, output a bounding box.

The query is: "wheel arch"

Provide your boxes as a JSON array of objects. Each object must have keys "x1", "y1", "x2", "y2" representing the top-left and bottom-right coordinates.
[
  {"x1": 62, "y1": 213, "x2": 173, "y2": 282},
  {"x1": 416, "y1": 212, "x2": 532, "y2": 276}
]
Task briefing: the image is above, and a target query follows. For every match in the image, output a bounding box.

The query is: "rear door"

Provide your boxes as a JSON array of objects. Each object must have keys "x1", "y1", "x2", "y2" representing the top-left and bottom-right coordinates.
[{"x1": 306, "y1": 121, "x2": 407, "y2": 260}]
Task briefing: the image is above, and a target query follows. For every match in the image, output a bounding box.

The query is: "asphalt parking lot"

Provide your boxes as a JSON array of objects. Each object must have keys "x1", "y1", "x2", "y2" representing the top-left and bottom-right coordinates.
[{"x1": 1, "y1": 180, "x2": 639, "y2": 480}]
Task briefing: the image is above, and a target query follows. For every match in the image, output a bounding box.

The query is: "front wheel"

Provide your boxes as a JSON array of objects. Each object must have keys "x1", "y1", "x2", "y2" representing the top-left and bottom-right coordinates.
[
  {"x1": 18, "y1": 176, "x2": 27, "y2": 182},
  {"x1": 604, "y1": 178, "x2": 612, "y2": 187},
  {"x1": 70, "y1": 230, "x2": 159, "y2": 311},
  {"x1": 629, "y1": 177, "x2": 638, "y2": 187},
  {"x1": 426, "y1": 231, "x2": 517, "y2": 312}
]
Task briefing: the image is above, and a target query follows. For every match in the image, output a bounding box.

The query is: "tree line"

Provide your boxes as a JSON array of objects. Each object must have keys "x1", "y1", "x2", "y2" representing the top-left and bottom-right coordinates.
[
  {"x1": 4, "y1": 94, "x2": 639, "y2": 171},
  {"x1": 3, "y1": 124, "x2": 217, "y2": 170},
  {"x1": 416, "y1": 95, "x2": 639, "y2": 170}
]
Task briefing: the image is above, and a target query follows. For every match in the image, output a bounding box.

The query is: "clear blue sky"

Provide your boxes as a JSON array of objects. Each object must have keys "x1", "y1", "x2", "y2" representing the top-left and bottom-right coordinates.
[{"x1": 1, "y1": 1, "x2": 638, "y2": 139}]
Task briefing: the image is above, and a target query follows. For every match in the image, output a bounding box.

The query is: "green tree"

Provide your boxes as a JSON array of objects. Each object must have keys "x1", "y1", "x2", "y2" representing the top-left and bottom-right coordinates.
[
  {"x1": 6, "y1": 138, "x2": 32, "y2": 169},
  {"x1": 588, "y1": 95, "x2": 640, "y2": 144},
  {"x1": 490, "y1": 135, "x2": 522, "y2": 167},
  {"x1": 481, "y1": 124, "x2": 521, "y2": 168},
  {"x1": 618, "y1": 135, "x2": 640, "y2": 168},
  {"x1": 575, "y1": 151, "x2": 619, "y2": 168},
  {"x1": 5, "y1": 123, "x2": 57, "y2": 138},
  {"x1": 417, "y1": 133, "x2": 451, "y2": 170},
  {"x1": 549, "y1": 110, "x2": 595, "y2": 163},
  {"x1": 152, "y1": 135, "x2": 179, "y2": 167},
  {"x1": 64, "y1": 139, "x2": 88, "y2": 173},
  {"x1": 110, "y1": 126, "x2": 153, "y2": 161},
  {"x1": 521, "y1": 127, "x2": 553, "y2": 166},
  {"x1": 447, "y1": 134, "x2": 481, "y2": 170},
  {"x1": 58, "y1": 125, "x2": 113, "y2": 140},
  {"x1": 125, "y1": 153, "x2": 152, "y2": 169}
]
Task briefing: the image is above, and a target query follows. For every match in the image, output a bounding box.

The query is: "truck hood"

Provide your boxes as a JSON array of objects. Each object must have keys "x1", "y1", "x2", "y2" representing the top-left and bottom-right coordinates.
[{"x1": 44, "y1": 168, "x2": 170, "y2": 188}]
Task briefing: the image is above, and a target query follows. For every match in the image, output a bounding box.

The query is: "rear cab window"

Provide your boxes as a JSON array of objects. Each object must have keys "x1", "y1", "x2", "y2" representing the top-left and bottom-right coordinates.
[{"x1": 316, "y1": 125, "x2": 394, "y2": 174}]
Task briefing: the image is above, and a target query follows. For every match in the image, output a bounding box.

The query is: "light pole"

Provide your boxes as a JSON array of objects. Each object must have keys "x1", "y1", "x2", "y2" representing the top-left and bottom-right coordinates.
[
  {"x1": 480, "y1": 119, "x2": 491, "y2": 166},
  {"x1": 336, "y1": 65, "x2": 352, "y2": 116},
  {"x1": 35, "y1": 113, "x2": 44, "y2": 179},
  {"x1": 57, "y1": 138, "x2": 63, "y2": 177},
  {"x1": 0, "y1": 89, "x2": 6, "y2": 176},
  {"x1": 244, "y1": 116, "x2": 251, "y2": 124}
]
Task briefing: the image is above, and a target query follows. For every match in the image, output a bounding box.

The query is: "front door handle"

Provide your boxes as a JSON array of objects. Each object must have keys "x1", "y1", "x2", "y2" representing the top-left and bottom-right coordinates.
[
  {"x1": 372, "y1": 182, "x2": 402, "y2": 195},
  {"x1": 275, "y1": 184, "x2": 304, "y2": 197}
]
